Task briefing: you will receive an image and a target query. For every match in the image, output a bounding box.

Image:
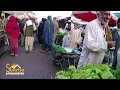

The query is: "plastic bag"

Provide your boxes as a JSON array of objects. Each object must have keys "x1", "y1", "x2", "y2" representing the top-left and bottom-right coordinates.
[{"x1": 103, "y1": 49, "x2": 114, "y2": 65}]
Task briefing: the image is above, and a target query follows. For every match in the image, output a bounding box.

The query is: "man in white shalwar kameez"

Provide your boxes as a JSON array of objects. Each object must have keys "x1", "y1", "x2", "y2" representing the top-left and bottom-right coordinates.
[{"x1": 77, "y1": 11, "x2": 115, "y2": 69}]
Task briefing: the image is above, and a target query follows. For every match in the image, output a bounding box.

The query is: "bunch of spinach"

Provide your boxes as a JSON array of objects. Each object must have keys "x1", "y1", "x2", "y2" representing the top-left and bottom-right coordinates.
[
  {"x1": 114, "y1": 60, "x2": 120, "y2": 79},
  {"x1": 52, "y1": 44, "x2": 67, "y2": 53},
  {"x1": 56, "y1": 32, "x2": 66, "y2": 39},
  {"x1": 55, "y1": 64, "x2": 116, "y2": 79}
]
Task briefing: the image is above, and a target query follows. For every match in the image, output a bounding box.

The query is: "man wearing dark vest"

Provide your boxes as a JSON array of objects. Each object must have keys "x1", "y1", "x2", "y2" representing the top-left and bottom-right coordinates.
[{"x1": 23, "y1": 17, "x2": 36, "y2": 53}]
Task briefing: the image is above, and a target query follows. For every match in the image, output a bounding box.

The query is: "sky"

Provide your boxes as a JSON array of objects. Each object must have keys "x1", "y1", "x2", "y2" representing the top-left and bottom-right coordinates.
[
  {"x1": 32, "y1": 11, "x2": 72, "y2": 22},
  {"x1": 33, "y1": 11, "x2": 120, "y2": 22}
]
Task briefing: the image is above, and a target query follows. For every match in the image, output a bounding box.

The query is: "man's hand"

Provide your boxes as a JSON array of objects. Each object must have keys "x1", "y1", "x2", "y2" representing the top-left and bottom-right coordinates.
[{"x1": 107, "y1": 41, "x2": 115, "y2": 48}]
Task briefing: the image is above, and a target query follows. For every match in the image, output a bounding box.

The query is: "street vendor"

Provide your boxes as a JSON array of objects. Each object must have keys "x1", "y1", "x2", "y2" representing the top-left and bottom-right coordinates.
[{"x1": 77, "y1": 11, "x2": 115, "y2": 69}]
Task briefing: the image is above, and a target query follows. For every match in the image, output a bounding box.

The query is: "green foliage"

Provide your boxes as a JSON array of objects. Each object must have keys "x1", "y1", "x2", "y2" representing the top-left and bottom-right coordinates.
[
  {"x1": 55, "y1": 64, "x2": 116, "y2": 79},
  {"x1": 114, "y1": 62, "x2": 120, "y2": 79},
  {"x1": 52, "y1": 44, "x2": 66, "y2": 53},
  {"x1": 56, "y1": 32, "x2": 66, "y2": 39}
]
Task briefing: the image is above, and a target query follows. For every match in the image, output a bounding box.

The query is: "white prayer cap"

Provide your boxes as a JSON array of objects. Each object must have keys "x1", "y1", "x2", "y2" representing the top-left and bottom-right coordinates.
[
  {"x1": 26, "y1": 20, "x2": 32, "y2": 26},
  {"x1": 72, "y1": 21, "x2": 79, "y2": 24}
]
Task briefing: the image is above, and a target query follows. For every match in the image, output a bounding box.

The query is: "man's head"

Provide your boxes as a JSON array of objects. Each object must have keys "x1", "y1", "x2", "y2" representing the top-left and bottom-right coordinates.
[
  {"x1": 47, "y1": 16, "x2": 52, "y2": 21},
  {"x1": 96, "y1": 11, "x2": 111, "y2": 25},
  {"x1": 73, "y1": 23, "x2": 78, "y2": 29},
  {"x1": 42, "y1": 18, "x2": 47, "y2": 22},
  {"x1": 42, "y1": 18, "x2": 45, "y2": 21},
  {"x1": 53, "y1": 17, "x2": 56, "y2": 20}
]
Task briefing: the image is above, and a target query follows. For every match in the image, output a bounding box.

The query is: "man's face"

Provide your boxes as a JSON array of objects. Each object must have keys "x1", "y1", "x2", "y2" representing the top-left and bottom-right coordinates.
[
  {"x1": 74, "y1": 23, "x2": 78, "y2": 29},
  {"x1": 98, "y1": 11, "x2": 111, "y2": 25}
]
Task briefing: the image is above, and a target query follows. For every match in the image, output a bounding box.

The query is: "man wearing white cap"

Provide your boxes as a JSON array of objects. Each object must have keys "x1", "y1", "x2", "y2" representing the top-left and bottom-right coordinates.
[
  {"x1": 23, "y1": 17, "x2": 36, "y2": 53},
  {"x1": 77, "y1": 11, "x2": 115, "y2": 69}
]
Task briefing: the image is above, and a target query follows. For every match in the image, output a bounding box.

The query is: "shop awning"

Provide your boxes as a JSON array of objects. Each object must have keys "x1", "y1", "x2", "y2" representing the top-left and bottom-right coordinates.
[{"x1": 4, "y1": 11, "x2": 24, "y2": 15}]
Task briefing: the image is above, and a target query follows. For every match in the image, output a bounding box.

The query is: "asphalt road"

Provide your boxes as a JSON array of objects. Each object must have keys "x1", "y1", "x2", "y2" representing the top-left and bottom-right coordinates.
[{"x1": 0, "y1": 42, "x2": 61, "y2": 79}]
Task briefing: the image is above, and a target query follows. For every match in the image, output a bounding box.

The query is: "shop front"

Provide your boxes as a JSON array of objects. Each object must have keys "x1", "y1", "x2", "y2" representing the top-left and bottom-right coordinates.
[{"x1": 0, "y1": 11, "x2": 5, "y2": 55}]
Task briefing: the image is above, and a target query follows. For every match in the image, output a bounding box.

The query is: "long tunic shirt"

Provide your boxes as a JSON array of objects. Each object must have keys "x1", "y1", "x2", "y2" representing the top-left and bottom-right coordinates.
[
  {"x1": 77, "y1": 19, "x2": 108, "y2": 69},
  {"x1": 69, "y1": 29, "x2": 82, "y2": 48}
]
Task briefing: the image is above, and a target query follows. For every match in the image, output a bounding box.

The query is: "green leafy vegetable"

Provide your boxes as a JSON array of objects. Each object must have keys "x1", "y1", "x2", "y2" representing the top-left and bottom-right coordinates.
[
  {"x1": 52, "y1": 44, "x2": 66, "y2": 53},
  {"x1": 55, "y1": 64, "x2": 116, "y2": 79},
  {"x1": 56, "y1": 32, "x2": 66, "y2": 39}
]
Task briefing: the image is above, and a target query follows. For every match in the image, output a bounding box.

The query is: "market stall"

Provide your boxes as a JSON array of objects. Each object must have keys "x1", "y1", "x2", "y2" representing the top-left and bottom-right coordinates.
[
  {"x1": 50, "y1": 31, "x2": 81, "y2": 70},
  {"x1": 0, "y1": 12, "x2": 5, "y2": 55},
  {"x1": 0, "y1": 34, "x2": 5, "y2": 55}
]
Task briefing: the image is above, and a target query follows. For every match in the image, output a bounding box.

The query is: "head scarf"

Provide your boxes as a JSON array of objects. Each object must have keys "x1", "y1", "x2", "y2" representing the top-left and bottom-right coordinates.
[
  {"x1": 6, "y1": 15, "x2": 19, "y2": 30},
  {"x1": 47, "y1": 16, "x2": 52, "y2": 21}
]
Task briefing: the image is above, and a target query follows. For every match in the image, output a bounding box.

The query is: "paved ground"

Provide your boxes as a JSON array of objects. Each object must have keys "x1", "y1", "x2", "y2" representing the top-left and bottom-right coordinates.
[{"x1": 0, "y1": 42, "x2": 61, "y2": 79}]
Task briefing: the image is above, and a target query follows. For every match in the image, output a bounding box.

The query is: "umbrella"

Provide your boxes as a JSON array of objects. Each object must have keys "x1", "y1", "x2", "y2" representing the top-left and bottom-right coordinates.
[{"x1": 72, "y1": 11, "x2": 118, "y2": 24}]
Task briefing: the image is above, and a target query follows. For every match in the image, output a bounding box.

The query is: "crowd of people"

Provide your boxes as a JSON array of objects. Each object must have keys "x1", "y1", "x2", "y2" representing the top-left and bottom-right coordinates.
[
  {"x1": 0, "y1": 15, "x2": 38, "y2": 56},
  {"x1": 37, "y1": 16, "x2": 83, "y2": 53},
  {"x1": 0, "y1": 11, "x2": 120, "y2": 72}
]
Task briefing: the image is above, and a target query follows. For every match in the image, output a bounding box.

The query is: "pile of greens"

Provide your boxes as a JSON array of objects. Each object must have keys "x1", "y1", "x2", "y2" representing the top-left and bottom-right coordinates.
[
  {"x1": 56, "y1": 32, "x2": 66, "y2": 39},
  {"x1": 55, "y1": 64, "x2": 116, "y2": 79},
  {"x1": 114, "y1": 61, "x2": 120, "y2": 79},
  {"x1": 52, "y1": 44, "x2": 67, "y2": 53}
]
